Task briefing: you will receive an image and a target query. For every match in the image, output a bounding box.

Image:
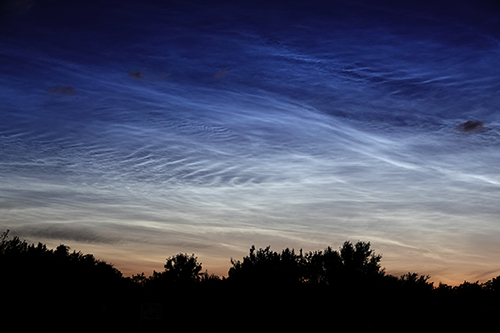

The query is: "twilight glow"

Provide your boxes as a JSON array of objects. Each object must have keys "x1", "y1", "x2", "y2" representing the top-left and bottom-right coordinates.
[{"x1": 1, "y1": 0, "x2": 500, "y2": 285}]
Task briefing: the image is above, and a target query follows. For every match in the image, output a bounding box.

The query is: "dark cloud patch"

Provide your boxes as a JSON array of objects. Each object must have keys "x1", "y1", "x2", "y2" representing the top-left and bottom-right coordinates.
[
  {"x1": 455, "y1": 120, "x2": 484, "y2": 132},
  {"x1": 128, "y1": 70, "x2": 144, "y2": 79},
  {"x1": 14, "y1": 223, "x2": 119, "y2": 244},
  {"x1": 214, "y1": 68, "x2": 230, "y2": 78},
  {"x1": 46, "y1": 85, "x2": 77, "y2": 96}
]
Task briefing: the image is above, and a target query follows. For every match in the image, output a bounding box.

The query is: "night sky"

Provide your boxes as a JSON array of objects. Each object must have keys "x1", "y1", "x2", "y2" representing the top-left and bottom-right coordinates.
[{"x1": 2, "y1": 0, "x2": 500, "y2": 285}]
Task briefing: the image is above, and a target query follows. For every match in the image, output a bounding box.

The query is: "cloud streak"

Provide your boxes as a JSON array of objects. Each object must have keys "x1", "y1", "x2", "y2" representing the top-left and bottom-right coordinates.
[{"x1": 15, "y1": 223, "x2": 120, "y2": 244}]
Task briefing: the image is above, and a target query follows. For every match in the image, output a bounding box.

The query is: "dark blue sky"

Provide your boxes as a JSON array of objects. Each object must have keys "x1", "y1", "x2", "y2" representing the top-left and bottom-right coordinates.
[{"x1": 1, "y1": 0, "x2": 500, "y2": 283}]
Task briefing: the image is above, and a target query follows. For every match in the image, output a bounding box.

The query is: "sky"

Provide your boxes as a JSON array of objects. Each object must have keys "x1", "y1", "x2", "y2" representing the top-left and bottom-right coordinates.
[{"x1": 1, "y1": 0, "x2": 500, "y2": 285}]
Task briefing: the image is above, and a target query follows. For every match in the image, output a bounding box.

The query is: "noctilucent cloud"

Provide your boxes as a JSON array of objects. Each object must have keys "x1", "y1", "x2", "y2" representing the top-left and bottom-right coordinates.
[{"x1": 1, "y1": 0, "x2": 500, "y2": 284}]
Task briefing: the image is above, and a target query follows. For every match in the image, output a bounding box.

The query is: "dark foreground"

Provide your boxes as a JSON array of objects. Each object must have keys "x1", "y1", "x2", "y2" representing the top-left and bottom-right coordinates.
[{"x1": 1, "y1": 233, "x2": 499, "y2": 332}]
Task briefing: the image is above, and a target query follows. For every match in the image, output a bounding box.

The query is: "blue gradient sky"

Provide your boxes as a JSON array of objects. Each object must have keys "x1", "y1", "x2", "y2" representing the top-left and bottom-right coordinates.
[{"x1": 1, "y1": 0, "x2": 500, "y2": 284}]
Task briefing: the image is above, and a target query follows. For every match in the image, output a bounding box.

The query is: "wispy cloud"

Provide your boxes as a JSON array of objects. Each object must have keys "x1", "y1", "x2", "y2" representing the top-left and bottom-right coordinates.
[{"x1": 1, "y1": 0, "x2": 500, "y2": 284}]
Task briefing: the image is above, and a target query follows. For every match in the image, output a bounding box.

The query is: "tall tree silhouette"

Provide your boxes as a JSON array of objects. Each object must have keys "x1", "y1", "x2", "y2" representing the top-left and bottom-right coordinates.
[{"x1": 337, "y1": 241, "x2": 383, "y2": 286}]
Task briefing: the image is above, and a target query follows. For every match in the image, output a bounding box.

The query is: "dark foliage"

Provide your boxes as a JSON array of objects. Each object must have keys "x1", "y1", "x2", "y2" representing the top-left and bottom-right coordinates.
[
  {"x1": 150, "y1": 252, "x2": 203, "y2": 285},
  {"x1": 1, "y1": 230, "x2": 499, "y2": 332},
  {"x1": 227, "y1": 241, "x2": 384, "y2": 289},
  {"x1": 0, "y1": 230, "x2": 132, "y2": 332}
]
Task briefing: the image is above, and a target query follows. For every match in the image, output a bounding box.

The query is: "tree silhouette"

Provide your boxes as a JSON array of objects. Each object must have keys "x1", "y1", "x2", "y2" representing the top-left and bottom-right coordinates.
[
  {"x1": 340, "y1": 241, "x2": 382, "y2": 276},
  {"x1": 228, "y1": 240, "x2": 383, "y2": 289},
  {"x1": 484, "y1": 275, "x2": 500, "y2": 293},
  {"x1": 228, "y1": 245, "x2": 306, "y2": 285},
  {"x1": 399, "y1": 272, "x2": 433, "y2": 291},
  {"x1": 0, "y1": 230, "x2": 128, "y2": 332},
  {"x1": 3, "y1": 229, "x2": 500, "y2": 332},
  {"x1": 151, "y1": 252, "x2": 203, "y2": 285}
]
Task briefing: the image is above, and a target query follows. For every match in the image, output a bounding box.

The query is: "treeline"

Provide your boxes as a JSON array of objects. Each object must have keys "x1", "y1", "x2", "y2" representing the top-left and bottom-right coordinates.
[
  {"x1": 0, "y1": 230, "x2": 129, "y2": 332},
  {"x1": 1, "y1": 230, "x2": 499, "y2": 332}
]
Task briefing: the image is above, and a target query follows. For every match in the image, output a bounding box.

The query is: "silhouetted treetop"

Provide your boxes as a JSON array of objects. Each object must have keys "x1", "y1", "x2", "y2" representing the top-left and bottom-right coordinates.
[
  {"x1": 0, "y1": 229, "x2": 122, "y2": 282},
  {"x1": 149, "y1": 253, "x2": 203, "y2": 285},
  {"x1": 340, "y1": 241, "x2": 382, "y2": 275},
  {"x1": 397, "y1": 272, "x2": 434, "y2": 295},
  {"x1": 484, "y1": 275, "x2": 500, "y2": 293},
  {"x1": 228, "y1": 241, "x2": 384, "y2": 286},
  {"x1": 228, "y1": 245, "x2": 305, "y2": 285}
]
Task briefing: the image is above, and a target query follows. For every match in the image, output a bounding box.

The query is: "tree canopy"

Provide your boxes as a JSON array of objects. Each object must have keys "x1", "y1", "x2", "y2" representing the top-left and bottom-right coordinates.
[
  {"x1": 148, "y1": 252, "x2": 203, "y2": 285},
  {"x1": 228, "y1": 241, "x2": 384, "y2": 287}
]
